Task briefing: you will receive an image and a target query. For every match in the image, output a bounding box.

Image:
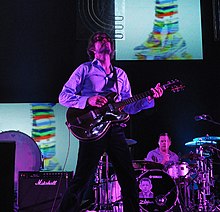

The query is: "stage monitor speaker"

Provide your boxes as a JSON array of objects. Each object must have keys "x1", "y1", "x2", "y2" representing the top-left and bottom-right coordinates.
[
  {"x1": 0, "y1": 141, "x2": 15, "y2": 212},
  {"x1": 18, "y1": 171, "x2": 73, "y2": 212}
]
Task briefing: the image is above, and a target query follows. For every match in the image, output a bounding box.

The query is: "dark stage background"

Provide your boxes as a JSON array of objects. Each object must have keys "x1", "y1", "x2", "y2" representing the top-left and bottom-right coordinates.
[{"x1": 1, "y1": 0, "x2": 220, "y2": 160}]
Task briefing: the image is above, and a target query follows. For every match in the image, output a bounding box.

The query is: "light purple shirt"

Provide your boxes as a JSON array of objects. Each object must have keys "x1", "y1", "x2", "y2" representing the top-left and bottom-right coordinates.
[
  {"x1": 59, "y1": 59, "x2": 155, "y2": 114},
  {"x1": 145, "y1": 147, "x2": 179, "y2": 167}
]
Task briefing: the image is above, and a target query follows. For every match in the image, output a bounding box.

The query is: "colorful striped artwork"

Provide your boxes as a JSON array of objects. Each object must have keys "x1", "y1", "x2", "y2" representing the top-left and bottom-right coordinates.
[
  {"x1": 134, "y1": 0, "x2": 192, "y2": 60},
  {"x1": 31, "y1": 103, "x2": 62, "y2": 171}
]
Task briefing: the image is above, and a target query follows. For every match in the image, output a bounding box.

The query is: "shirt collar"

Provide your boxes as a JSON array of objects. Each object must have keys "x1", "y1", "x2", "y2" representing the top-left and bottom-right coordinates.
[
  {"x1": 92, "y1": 59, "x2": 114, "y2": 73},
  {"x1": 156, "y1": 147, "x2": 171, "y2": 155},
  {"x1": 91, "y1": 58, "x2": 99, "y2": 65}
]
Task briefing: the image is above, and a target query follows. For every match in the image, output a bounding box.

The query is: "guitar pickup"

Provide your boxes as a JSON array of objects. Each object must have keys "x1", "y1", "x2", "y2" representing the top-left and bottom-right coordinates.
[
  {"x1": 76, "y1": 117, "x2": 82, "y2": 125},
  {"x1": 108, "y1": 104, "x2": 114, "y2": 112},
  {"x1": 89, "y1": 110, "x2": 98, "y2": 119}
]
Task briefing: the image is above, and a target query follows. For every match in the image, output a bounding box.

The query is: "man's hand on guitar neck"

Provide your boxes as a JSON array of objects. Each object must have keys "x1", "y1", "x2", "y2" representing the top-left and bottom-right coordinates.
[
  {"x1": 147, "y1": 83, "x2": 164, "y2": 102},
  {"x1": 87, "y1": 95, "x2": 108, "y2": 108},
  {"x1": 86, "y1": 83, "x2": 163, "y2": 107}
]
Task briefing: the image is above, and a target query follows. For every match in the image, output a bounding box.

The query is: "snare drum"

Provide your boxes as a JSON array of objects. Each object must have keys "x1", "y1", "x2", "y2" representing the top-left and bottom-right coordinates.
[
  {"x1": 167, "y1": 162, "x2": 189, "y2": 179},
  {"x1": 0, "y1": 131, "x2": 42, "y2": 186},
  {"x1": 137, "y1": 169, "x2": 178, "y2": 212}
]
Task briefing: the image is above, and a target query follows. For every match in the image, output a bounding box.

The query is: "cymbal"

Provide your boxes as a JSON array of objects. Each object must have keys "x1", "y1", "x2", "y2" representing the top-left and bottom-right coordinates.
[
  {"x1": 185, "y1": 135, "x2": 220, "y2": 147},
  {"x1": 185, "y1": 140, "x2": 217, "y2": 147},
  {"x1": 132, "y1": 160, "x2": 164, "y2": 170},
  {"x1": 125, "y1": 139, "x2": 137, "y2": 146},
  {"x1": 193, "y1": 136, "x2": 220, "y2": 141}
]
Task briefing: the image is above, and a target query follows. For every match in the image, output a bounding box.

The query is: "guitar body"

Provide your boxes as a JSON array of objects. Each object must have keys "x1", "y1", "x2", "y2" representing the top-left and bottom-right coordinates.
[
  {"x1": 66, "y1": 93, "x2": 130, "y2": 142},
  {"x1": 66, "y1": 80, "x2": 185, "y2": 142}
]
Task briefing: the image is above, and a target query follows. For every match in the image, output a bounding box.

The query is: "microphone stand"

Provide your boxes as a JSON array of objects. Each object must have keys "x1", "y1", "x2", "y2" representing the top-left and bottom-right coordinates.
[{"x1": 201, "y1": 115, "x2": 220, "y2": 126}]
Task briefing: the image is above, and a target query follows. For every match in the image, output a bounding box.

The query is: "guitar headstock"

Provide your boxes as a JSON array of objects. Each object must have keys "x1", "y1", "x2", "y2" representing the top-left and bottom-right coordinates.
[{"x1": 162, "y1": 79, "x2": 186, "y2": 93}]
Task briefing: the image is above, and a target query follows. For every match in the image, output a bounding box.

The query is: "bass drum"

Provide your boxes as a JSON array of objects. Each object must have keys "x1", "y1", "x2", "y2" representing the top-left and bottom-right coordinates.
[
  {"x1": 137, "y1": 169, "x2": 178, "y2": 212},
  {"x1": 0, "y1": 131, "x2": 42, "y2": 186}
]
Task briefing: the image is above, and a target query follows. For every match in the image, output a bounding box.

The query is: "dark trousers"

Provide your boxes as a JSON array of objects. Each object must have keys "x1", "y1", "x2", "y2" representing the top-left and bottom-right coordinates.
[{"x1": 58, "y1": 126, "x2": 139, "y2": 212}]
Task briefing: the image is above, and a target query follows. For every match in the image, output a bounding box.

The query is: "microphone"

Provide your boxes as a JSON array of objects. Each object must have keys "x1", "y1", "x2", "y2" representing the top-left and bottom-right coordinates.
[{"x1": 194, "y1": 114, "x2": 208, "y2": 121}]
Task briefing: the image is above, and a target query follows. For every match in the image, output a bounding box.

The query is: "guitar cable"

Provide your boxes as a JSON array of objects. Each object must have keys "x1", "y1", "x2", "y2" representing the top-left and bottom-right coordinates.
[{"x1": 50, "y1": 126, "x2": 72, "y2": 212}]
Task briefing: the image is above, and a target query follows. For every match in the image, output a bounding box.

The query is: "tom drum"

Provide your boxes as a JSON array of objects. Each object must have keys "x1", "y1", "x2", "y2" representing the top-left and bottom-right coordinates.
[{"x1": 167, "y1": 162, "x2": 189, "y2": 179}]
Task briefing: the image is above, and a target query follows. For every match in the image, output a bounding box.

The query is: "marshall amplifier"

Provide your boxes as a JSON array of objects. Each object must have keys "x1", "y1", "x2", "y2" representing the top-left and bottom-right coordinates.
[
  {"x1": 18, "y1": 171, "x2": 73, "y2": 212},
  {"x1": 0, "y1": 141, "x2": 15, "y2": 212}
]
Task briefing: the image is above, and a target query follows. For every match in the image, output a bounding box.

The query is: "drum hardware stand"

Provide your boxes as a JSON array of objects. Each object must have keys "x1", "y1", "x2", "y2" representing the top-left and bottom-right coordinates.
[
  {"x1": 103, "y1": 152, "x2": 112, "y2": 210},
  {"x1": 185, "y1": 171, "x2": 197, "y2": 211},
  {"x1": 176, "y1": 196, "x2": 184, "y2": 212},
  {"x1": 169, "y1": 164, "x2": 196, "y2": 212},
  {"x1": 195, "y1": 146, "x2": 216, "y2": 212},
  {"x1": 173, "y1": 186, "x2": 184, "y2": 212},
  {"x1": 209, "y1": 145, "x2": 220, "y2": 212},
  {"x1": 90, "y1": 156, "x2": 103, "y2": 211},
  {"x1": 177, "y1": 175, "x2": 195, "y2": 212},
  {"x1": 183, "y1": 166, "x2": 203, "y2": 211},
  {"x1": 92, "y1": 153, "x2": 113, "y2": 211}
]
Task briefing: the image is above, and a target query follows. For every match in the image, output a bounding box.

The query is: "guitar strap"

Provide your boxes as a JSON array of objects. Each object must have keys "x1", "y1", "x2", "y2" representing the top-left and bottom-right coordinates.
[{"x1": 112, "y1": 66, "x2": 119, "y2": 96}]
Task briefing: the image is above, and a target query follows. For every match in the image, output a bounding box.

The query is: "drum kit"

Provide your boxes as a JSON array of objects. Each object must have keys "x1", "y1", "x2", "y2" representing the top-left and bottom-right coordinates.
[
  {"x1": 1, "y1": 131, "x2": 220, "y2": 211},
  {"x1": 86, "y1": 136, "x2": 220, "y2": 212}
]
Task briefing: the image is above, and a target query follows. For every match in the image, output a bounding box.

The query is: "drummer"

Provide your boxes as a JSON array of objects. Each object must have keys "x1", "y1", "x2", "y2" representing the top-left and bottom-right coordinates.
[{"x1": 144, "y1": 133, "x2": 179, "y2": 168}]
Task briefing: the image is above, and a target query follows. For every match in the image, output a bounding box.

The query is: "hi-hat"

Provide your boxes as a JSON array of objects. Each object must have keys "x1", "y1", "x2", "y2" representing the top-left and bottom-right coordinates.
[{"x1": 125, "y1": 139, "x2": 138, "y2": 146}]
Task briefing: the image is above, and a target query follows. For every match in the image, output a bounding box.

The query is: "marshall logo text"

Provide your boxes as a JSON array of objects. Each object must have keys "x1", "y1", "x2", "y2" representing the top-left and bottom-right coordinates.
[{"x1": 35, "y1": 179, "x2": 58, "y2": 186}]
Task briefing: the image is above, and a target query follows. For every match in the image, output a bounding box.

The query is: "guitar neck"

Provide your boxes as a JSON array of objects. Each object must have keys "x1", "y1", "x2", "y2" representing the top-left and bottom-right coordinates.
[
  {"x1": 113, "y1": 83, "x2": 173, "y2": 108},
  {"x1": 107, "y1": 79, "x2": 184, "y2": 110},
  {"x1": 114, "y1": 90, "x2": 154, "y2": 108}
]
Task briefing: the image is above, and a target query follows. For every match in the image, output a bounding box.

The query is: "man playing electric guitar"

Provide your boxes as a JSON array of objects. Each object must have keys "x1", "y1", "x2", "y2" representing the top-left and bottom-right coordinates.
[{"x1": 58, "y1": 31, "x2": 163, "y2": 212}]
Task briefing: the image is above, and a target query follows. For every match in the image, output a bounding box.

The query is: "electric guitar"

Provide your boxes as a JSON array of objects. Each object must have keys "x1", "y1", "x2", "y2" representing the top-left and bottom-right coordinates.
[{"x1": 66, "y1": 79, "x2": 185, "y2": 142}]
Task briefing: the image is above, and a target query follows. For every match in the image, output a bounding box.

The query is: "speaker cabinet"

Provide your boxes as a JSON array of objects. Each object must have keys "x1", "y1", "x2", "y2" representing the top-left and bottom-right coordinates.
[
  {"x1": 18, "y1": 171, "x2": 73, "y2": 212},
  {"x1": 0, "y1": 141, "x2": 15, "y2": 212}
]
